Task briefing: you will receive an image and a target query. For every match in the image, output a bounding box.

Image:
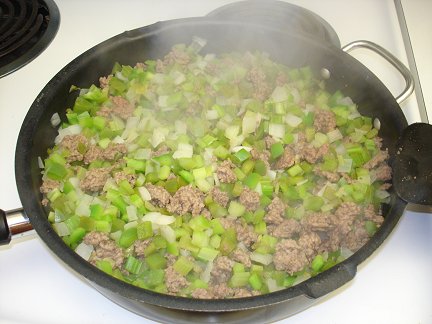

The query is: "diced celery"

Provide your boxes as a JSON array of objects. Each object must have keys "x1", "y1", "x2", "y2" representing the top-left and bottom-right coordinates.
[
  {"x1": 146, "y1": 253, "x2": 167, "y2": 270},
  {"x1": 228, "y1": 201, "x2": 246, "y2": 217},
  {"x1": 119, "y1": 227, "x2": 137, "y2": 248},
  {"x1": 229, "y1": 272, "x2": 250, "y2": 288},
  {"x1": 197, "y1": 247, "x2": 219, "y2": 261},
  {"x1": 173, "y1": 256, "x2": 194, "y2": 276},
  {"x1": 270, "y1": 142, "x2": 284, "y2": 159}
]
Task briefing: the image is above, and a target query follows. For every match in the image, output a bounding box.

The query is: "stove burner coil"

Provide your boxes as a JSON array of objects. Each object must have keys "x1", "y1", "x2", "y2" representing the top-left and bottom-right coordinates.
[{"x1": 0, "y1": 0, "x2": 59, "y2": 77}]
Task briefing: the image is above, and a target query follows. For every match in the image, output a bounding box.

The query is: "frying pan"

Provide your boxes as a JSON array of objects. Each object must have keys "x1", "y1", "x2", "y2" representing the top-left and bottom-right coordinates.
[{"x1": 1, "y1": 2, "x2": 431, "y2": 322}]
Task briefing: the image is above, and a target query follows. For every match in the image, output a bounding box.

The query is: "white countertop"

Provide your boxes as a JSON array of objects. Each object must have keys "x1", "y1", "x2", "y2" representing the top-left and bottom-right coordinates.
[{"x1": 0, "y1": 1, "x2": 431, "y2": 323}]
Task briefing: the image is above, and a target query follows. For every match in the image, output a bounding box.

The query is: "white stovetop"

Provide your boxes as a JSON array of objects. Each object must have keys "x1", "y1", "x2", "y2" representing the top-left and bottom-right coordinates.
[{"x1": 0, "y1": 1, "x2": 431, "y2": 323}]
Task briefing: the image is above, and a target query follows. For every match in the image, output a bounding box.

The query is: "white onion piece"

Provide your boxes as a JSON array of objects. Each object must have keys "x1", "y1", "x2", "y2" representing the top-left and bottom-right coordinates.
[
  {"x1": 124, "y1": 221, "x2": 138, "y2": 230},
  {"x1": 142, "y1": 212, "x2": 175, "y2": 225},
  {"x1": 268, "y1": 123, "x2": 285, "y2": 139},
  {"x1": 327, "y1": 129, "x2": 343, "y2": 143},
  {"x1": 160, "y1": 225, "x2": 176, "y2": 243},
  {"x1": 75, "y1": 243, "x2": 94, "y2": 261},
  {"x1": 126, "y1": 205, "x2": 138, "y2": 222},
  {"x1": 285, "y1": 114, "x2": 302, "y2": 127},
  {"x1": 37, "y1": 156, "x2": 44, "y2": 169},
  {"x1": 200, "y1": 260, "x2": 214, "y2": 283},
  {"x1": 231, "y1": 146, "x2": 252, "y2": 153},
  {"x1": 134, "y1": 148, "x2": 152, "y2": 160},
  {"x1": 54, "y1": 124, "x2": 82, "y2": 144},
  {"x1": 138, "y1": 186, "x2": 151, "y2": 201},
  {"x1": 50, "y1": 113, "x2": 61, "y2": 127},
  {"x1": 270, "y1": 86, "x2": 288, "y2": 102},
  {"x1": 172, "y1": 143, "x2": 193, "y2": 159},
  {"x1": 266, "y1": 278, "x2": 283, "y2": 292},
  {"x1": 53, "y1": 222, "x2": 70, "y2": 237},
  {"x1": 250, "y1": 252, "x2": 273, "y2": 265}
]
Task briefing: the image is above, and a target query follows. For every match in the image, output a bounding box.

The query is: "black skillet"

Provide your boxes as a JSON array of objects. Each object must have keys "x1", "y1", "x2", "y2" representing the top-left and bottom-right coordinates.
[{"x1": 1, "y1": 1, "x2": 431, "y2": 322}]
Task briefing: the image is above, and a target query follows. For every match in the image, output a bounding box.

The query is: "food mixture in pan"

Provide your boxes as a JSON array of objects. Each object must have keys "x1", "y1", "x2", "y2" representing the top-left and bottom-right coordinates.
[{"x1": 40, "y1": 39, "x2": 391, "y2": 299}]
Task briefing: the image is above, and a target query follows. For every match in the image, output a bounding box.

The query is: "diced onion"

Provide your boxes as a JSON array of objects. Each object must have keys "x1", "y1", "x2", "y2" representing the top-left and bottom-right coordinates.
[
  {"x1": 134, "y1": 148, "x2": 152, "y2": 160},
  {"x1": 337, "y1": 158, "x2": 353, "y2": 173},
  {"x1": 53, "y1": 222, "x2": 70, "y2": 237},
  {"x1": 124, "y1": 220, "x2": 138, "y2": 230},
  {"x1": 54, "y1": 124, "x2": 82, "y2": 144},
  {"x1": 172, "y1": 143, "x2": 193, "y2": 159},
  {"x1": 225, "y1": 125, "x2": 240, "y2": 140},
  {"x1": 285, "y1": 114, "x2": 302, "y2": 127},
  {"x1": 138, "y1": 186, "x2": 151, "y2": 201},
  {"x1": 250, "y1": 252, "x2": 273, "y2": 265},
  {"x1": 266, "y1": 278, "x2": 283, "y2": 292},
  {"x1": 126, "y1": 205, "x2": 138, "y2": 221},
  {"x1": 231, "y1": 146, "x2": 252, "y2": 153},
  {"x1": 175, "y1": 120, "x2": 187, "y2": 134},
  {"x1": 37, "y1": 156, "x2": 44, "y2": 169},
  {"x1": 200, "y1": 260, "x2": 214, "y2": 283},
  {"x1": 50, "y1": 113, "x2": 61, "y2": 127},
  {"x1": 142, "y1": 212, "x2": 175, "y2": 225},
  {"x1": 160, "y1": 225, "x2": 176, "y2": 243},
  {"x1": 206, "y1": 110, "x2": 219, "y2": 120},
  {"x1": 268, "y1": 123, "x2": 285, "y2": 139},
  {"x1": 270, "y1": 86, "x2": 288, "y2": 102},
  {"x1": 327, "y1": 129, "x2": 343, "y2": 143},
  {"x1": 151, "y1": 128, "x2": 168, "y2": 148},
  {"x1": 75, "y1": 242, "x2": 94, "y2": 261}
]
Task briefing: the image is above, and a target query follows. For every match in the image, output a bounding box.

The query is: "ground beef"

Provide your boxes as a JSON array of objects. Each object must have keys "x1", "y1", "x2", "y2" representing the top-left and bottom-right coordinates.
[
  {"x1": 273, "y1": 239, "x2": 309, "y2": 274},
  {"x1": 84, "y1": 231, "x2": 124, "y2": 268},
  {"x1": 315, "y1": 168, "x2": 340, "y2": 183},
  {"x1": 232, "y1": 288, "x2": 260, "y2": 298},
  {"x1": 103, "y1": 143, "x2": 128, "y2": 160},
  {"x1": 374, "y1": 164, "x2": 392, "y2": 181},
  {"x1": 167, "y1": 184, "x2": 204, "y2": 216},
  {"x1": 145, "y1": 184, "x2": 171, "y2": 208},
  {"x1": 133, "y1": 239, "x2": 152, "y2": 257},
  {"x1": 364, "y1": 149, "x2": 389, "y2": 169},
  {"x1": 342, "y1": 220, "x2": 369, "y2": 251},
  {"x1": 219, "y1": 217, "x2": 235, "y2": 230},
  {"x1": 364, "y1": 204, "x2": 384, "y2": 225},
  {"x1": 151, "y1": 145, "x2": 171, "y2": 157},
  {"x1": 268, "y1": 218, "x2": 301, "y2": 239},
  {"x1": 302, "y1": 212, "x2": 335, "y2": 231},
  {"x1": 134, "y1": 62, "x2": 146, "y2": 69},
  {"x1": 211, "y1": 256, "x2": 234, "y2": 284},
  {"x1": 96, "y1": 106, "x2": 111, "y2": 118},
  {"x1": 80, "y1": 167, "x2": 111, "y2": 192},
  {"x1": 298, "y1": 231, "x2": 322, "y2": 260},
  {"x1": 313, "y1": 109, "x2": 337, "y2": 133},
  {"x1": 164, "y1": 47, "x2": 191, "y2": 66},
  {"x1": 211, "y1": 283, "x2": 234, "y2": 299},
  {"x1": 40, "y1": 178, "x2": 60, "y2": 194},
  {"x1": 264, "y1": 136, "x2": 276, "y2": 150},
  {"x1": 191, "y1": 288, "x2": 213, "y2": 299},
  {"x1": 165, "y1": 266, "x2": 189, "y2": 294},
  {"x1": 250, "y1": 148, "x2": 270, "y2": 168},
  {"x1": 155, "y1": 59, "x2": 165, "y2": 73},
  {"x1": 239, "y1": 188, "x2": 260, "y2": 212},
  {"x1": 334, "y1": 202, "x2": 361, "y2": 235},
  {"x1": 84, "y1": 143, "x2": 127, "y2": 164},
  {"x1": 264, "y1": 197, "x2": 286, "y2": 225},
  {"x1": 114, "y1": 171, "x2": 137, "y2": 186},
  {"x1": 247, "y1": 67, "x2": 270, "y2": 101},
  {"x1": 83, "y1": 145, "x2": 104, "y2": 164},
  {"x1": 274, "y1": 146, "x2": 295, "y2": 169},
  {"x1": 99, "y1": 75, "x2": 112, "y2": 89},
  {"x1": 111, "y1": 96, "x2": 134, "y2": 120},
  {"x1": 276, "y1": 72, "x2": 288, "y2": 86},
  {"x1": 301, "y1": 143, "x2": 329, "y2": 164},
  {"x1": 231, "y1": 248, "x2": 251, "y2": 267},
  {"x1": 216, "y1": 160, "x2": 237, "y2": 183},
  {"x1": 234, "y1": 220, "x2": 258, "y2": 247},
  {"x1": 60, "y1": 134, "x2": 88, "y2": 162},
  {"x1": 211, "y1": 187, "x2": 230, "y2": 207}
]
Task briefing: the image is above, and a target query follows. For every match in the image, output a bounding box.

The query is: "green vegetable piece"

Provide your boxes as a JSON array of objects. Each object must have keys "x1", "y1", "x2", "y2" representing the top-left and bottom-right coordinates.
[
  {"x1": 229, "y1": 272, "x2": 250, "y2": 288},
  {"x1": 119, "y1": 227, "x2": 137, "y2": 248},
  {"x1": 270, "y1": 142, "x2": 284, "y2": 159},
  {"x1": 248, "y1": 272, "x2": 263, "y2": 290},
  {"x1": 146, "y1": 253, "x2": 167, "y2": 270},
  {"x1": 287, "y1": 164, "x2": 304, "y2": 177},
  {"x1": 173, "y1": 256, "x2": 194, "y2": 276},
  {"x1": 96, "y1": 260, "x2": 113, "y2": 275},
  {"x1": 304, "y1": 196, "x2": 324, "y2": 211},
  {"x1": 243, "y1": 172, "x2": 261, "y2": 189},
  {"x1": 197, "y1": 247, "x2": 219, "y2": 261},
  {"x1": 311, "y1": 254, "x2": 324, "y2": 272},
  {"x1": 137, "y1": 221, "x2": 153, "y2": 240},
  {"x1": 254, "y1": 160, "x2": 267, "y2": 176},
  {"x1": 228, "y1": 201, "x2": 246, "y2": 218},
  {"x1": 69, "y1": 227, "x2": 86, "y2": 245},
  {"x1": 233, "y1": 148, "x2": 251, "y2": 163},
  {"x1": 178, "y1": 170, "x2": 194, "y2": 183},
  {"x1": 210, "y1": 219, "x2": 225, "y2": 235},
  {"x1": 125, "y1": 255, "x2": 143, "y2": 274},
  {"x1": 220, "y1": 228, "x2": 237, "y2": 255},
  {"x1": 192, "y1": 231, "x2": 209, "y2": 248},
  {"x1": 365, "y1": 220, "x2": 378, "y2": 236},
  {"x1": 45, "y1": 161, "x2": 67, "y2": 180}
]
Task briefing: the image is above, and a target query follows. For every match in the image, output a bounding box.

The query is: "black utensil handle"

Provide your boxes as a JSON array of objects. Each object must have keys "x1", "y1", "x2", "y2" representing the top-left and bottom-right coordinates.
[
  {"x1": 0, "y1": 208, "x2": 32, "y2": 245},
  {"x1": 302, "y1": 262, "x2": 357, "y2": 298},
  {"x1": 0, "y1": 209, "x2": 11, "y2": 245},
  {"x1": 393, "y1": 122, "x2": 432, "y2": 205}
]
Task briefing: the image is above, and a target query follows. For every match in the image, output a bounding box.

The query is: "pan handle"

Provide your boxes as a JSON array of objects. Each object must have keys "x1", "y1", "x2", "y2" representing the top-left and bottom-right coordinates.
[
  {"x1": 302, "y1": 262, "x2": 357, "y2": 298},
  {"x1": 342, "y1": 40, "x2": 414, "y2": 104},
  {"x1": 0, "y1": 208, "x2": 33, "y2": 246}
]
